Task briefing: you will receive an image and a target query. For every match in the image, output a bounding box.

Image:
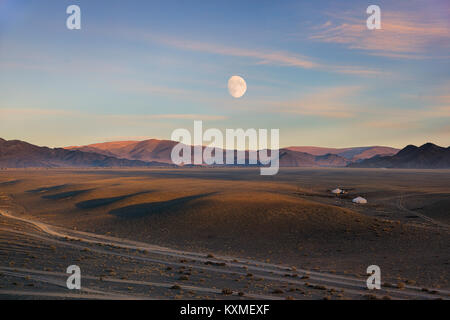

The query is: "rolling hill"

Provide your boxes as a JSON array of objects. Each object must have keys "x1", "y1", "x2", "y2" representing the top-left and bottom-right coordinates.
[
  {"x1": 278, "y1": 150, "x2": 349, "y2": 167},
  {"x1": 0, "y1": 138, "x2": 167, "y2": 168},
  {"x1": 349, "y1": 143, "x2": 450, "y2": 168},
  {"x1": 3, "y1": 138, "x2": 446, "y2": 169},
  {"x1": 66, "y1": 139, "x2": 177, "y2": 164},
  {"x1": 67, "y1": 139, "x2": 397, "y2": 167},
  {"x1": 285, "y1": 146, "x2": 399, "y2": 161}
]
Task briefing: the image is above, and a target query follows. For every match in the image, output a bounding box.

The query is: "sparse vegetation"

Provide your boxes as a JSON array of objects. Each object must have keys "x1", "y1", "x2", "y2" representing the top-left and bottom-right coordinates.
[
  {"x1": 204, "y1": 261, "x2": 226, "y2": 267},
  {"x1": 222, "y1": 288, "x2": 233, "y2": 295},
  {"x1": 272, "y1": 289, "x2": 284, "y2": 294},
  {"x1": 0, "y1": 168, "x2": 448, "y2": 300},
  {"x1": 314, "y1": 285, "x2": 327, "y2": 290}
]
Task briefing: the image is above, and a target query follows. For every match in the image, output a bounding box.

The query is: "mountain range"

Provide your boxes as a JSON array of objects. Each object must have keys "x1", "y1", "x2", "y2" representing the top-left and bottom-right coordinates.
[
  {"x1": 66, "y1": 140, "x2": 178, "y2": 164},
  {"x1": 0, "y1": 138, "x2": 167, "y2": 168},
  {"x1": 66, "y1": 140, "x2": 398, "y2": 165},
  {"x1": 285, "y1": 146, "x2": 399, "y2": 161},
  {"x1": 1, "y1": 137, "x2": 448, "y2": 169},
  {"x1": 349, "y1": 143, "x2": 450, "y2": 169}
]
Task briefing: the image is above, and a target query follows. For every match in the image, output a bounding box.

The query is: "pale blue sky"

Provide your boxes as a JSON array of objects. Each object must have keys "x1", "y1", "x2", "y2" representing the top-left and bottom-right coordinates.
[{"x1": 0, "y1": 0, "x2": 449, "y2": 148}]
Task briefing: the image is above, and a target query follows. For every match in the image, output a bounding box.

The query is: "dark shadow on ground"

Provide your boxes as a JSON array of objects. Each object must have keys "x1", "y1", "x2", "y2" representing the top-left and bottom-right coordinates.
[
  {"x1": 0, "y1": 180, "x2": 22, "y2": 186},
  {"x1": 27, "y1": 184, "x2": 67, "y2": 194},
  {"x1": 75, "y1": 191, "x2": 152, "y2": 209},
  {"x1": 42, "y1": 189, "x2": 93, "y2": 200},
  {"x1": 109, "y1": 192, "x2": 216, "y2": 219}
]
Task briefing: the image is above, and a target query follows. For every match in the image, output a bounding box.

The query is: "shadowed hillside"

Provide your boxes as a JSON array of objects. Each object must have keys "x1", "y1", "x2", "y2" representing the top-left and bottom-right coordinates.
[
  {"x1": 0, "y1": 138, "x2": 169, "y2": 168},
  {"x1": 67, "y1": 139, "x2": 398, "y2": 166},
  {"x1": 286, "y1": 146, "x2": 399, "y2": 161},
  {"x1": 349, "y1": 143, "x2": 450, "y2": 169}
]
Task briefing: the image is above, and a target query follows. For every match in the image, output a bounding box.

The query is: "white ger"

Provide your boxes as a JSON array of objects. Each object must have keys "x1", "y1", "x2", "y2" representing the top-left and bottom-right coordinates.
[{"x1": 352, "y1": 196, "x2": 367, "y2": 204}]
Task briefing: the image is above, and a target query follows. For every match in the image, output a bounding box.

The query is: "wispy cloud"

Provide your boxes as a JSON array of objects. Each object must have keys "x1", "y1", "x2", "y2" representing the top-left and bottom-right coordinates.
[
  {"x1": 141, "y1": 32, "x2": 319, "y2": 69},
  {"x1": 310, "y1": 11, "x2": 450, "y2": 58},
  {"x1": 118, "y1": 29, "x2": 384, "y2": 77},
  {"x1": 362, "y1": 119, "x2": 421, "y2": 129},
  {"x1": 436, "y1": 95, "x2": 450, "y2": 105},
  {"x1": 0, "y1": 108, "x2": 79, "y2": 117},
  {"x1": 78, "y1": 136, "x2": 156, "y2": 143},
  {"x1": 103, "y1": 114, "x2": 227, "y2": 122},
  {"x1": 431, "y1": 124, "x2": 450, "y2": 136},
  {"x1": 0, "y1": 108, "x2": 226, "y2": 121},
  {"x1": 259, "y1": 86, "x2": 362, "y2": 119},
  {"x1": 359, "y1": 104, "x2": 450, "y2": 130},
  {"x1": 105, "y1": 78, "x2": 197, "y2": 97},
  {"x1": 260, "y1": 83, "x2": 450, "y2": 122},
  {"x1": 0, "y1": 56, "x2": 133, "y2": 75}
]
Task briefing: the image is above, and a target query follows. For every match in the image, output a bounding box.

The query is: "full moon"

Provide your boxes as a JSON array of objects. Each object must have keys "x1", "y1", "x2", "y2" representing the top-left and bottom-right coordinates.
[{"x1": 228, "y1": 75, "x2": 247, "y2": 98}]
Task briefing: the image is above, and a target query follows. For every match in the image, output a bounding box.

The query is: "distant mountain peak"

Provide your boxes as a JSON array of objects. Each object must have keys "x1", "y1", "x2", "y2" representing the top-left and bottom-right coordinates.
[
  {"x1": 0, "y1": 138, "x2": 168, "y2": 168},
  {"x1": 285, "y1": 145, "x2": 398, "y2": 161},
  {"x1": 7, "y1": 137, "x2": 443, "y2": 169},
  {"x1": 350, "y1": 142, "x2": 450, "y2": 169},
  {"x1": 419, "y1": 142, "x2": 441, "y2": 150}
]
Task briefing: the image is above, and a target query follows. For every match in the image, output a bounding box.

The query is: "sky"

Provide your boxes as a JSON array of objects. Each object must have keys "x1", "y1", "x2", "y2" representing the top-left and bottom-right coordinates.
[{"x1": 0, "y1": 0, "x2": 449, "y2": 148}]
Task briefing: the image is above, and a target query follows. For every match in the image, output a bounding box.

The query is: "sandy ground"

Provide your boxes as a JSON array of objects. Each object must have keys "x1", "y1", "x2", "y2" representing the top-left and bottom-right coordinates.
[{"x1": 0, "y1": 168, "x2": 449, "y2": 299}]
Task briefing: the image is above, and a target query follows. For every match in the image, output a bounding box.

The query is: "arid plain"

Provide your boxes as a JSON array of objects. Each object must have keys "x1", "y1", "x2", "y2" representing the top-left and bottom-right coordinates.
[{"x1": 0, "y1": 168, "x2": 449, "y2": 300}]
